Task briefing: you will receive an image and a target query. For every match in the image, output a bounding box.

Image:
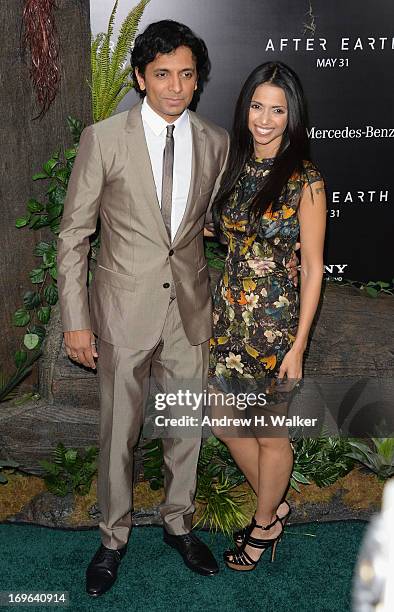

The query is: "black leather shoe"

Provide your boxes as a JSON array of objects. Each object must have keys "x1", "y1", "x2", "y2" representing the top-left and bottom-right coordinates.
[
  {"x1": 163, "y1": 530, "x2": 219, "y2": 576},
  {"x1": 86, "y1": 543, "x2": 127, "y2": 597}
]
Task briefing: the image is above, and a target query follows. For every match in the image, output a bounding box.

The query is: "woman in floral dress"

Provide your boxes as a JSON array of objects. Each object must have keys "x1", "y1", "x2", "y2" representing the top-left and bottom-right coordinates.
[{"x1": 208, "y1": 62, "x2": 326, "y2": 571}]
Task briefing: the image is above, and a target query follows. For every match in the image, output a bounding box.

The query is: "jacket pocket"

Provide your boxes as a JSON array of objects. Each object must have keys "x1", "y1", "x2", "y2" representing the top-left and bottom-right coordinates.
[
  {"x1": 197, "y1": 263, "x2": 209, "y2": 284},
  {"x1": 93, "y1": 264, "x2": 136, "y2": 292}
]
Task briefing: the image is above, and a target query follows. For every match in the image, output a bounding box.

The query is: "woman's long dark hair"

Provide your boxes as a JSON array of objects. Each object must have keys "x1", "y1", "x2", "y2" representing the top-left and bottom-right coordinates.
[{"x1": 213, "y1": 62, "x2": 311, "y2": 229}]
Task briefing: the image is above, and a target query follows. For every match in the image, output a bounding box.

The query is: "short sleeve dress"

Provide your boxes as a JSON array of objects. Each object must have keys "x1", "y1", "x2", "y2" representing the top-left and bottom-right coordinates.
[{"x1": 208, "y1": 156, "x2": 323, "y2": 393}]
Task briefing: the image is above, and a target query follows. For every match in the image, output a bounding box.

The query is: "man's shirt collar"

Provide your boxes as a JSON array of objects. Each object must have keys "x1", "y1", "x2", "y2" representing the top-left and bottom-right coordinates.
[{"x1": 141, "y1": 97, "x2": 189, "y2": 136}]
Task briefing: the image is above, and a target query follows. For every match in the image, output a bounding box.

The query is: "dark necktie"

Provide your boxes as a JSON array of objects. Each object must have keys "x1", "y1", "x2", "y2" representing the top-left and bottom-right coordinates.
[{"x1": 161, "y1": 124, "x2": 175, "y2": 241}]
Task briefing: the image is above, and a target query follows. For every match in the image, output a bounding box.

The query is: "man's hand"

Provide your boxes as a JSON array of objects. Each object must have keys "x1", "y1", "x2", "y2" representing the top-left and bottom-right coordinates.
[
  {"x1": 64, "y1": 329, "x2": 98, "y2": 369},
  {"x1": 286, "y1": 241, "x2": 300, "y2": 287}
]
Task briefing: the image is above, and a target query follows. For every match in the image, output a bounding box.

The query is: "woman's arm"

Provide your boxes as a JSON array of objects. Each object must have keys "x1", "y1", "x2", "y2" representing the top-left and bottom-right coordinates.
[{"x1": 278, "y1": 180, "x2": 326, "y2": 379}]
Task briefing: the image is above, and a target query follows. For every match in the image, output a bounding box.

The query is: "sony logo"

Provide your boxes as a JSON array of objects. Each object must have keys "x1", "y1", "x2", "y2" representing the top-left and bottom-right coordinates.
[{"x1": 324, "y1": 265, "x2": 348, "y2": 274}]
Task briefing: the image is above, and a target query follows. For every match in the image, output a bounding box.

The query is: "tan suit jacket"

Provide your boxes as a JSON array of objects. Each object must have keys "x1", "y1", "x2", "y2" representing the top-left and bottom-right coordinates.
[{"x1": 57, "y1": 102, "x2": 229, "y2": 350}]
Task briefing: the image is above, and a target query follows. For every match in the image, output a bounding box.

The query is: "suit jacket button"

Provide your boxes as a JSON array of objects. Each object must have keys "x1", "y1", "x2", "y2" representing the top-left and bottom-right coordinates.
[
  {"x1": 163, "y1": 282, "x2": 170, "y2": 288},
  {"x1": 168, "y1": 249, "x2": 174, "y2": 256}
]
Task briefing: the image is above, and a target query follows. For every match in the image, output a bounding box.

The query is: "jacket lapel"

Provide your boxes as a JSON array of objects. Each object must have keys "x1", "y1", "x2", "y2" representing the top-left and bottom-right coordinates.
[
  {"x1": 172, "y1": 113, "x2": 206, "y2": 246},
  {"x1": 124, "y1": 102, "x2": 169, "y2": 244},
  {"x1": 124, "y1": 102, "x2": 206, "y2": 247}
]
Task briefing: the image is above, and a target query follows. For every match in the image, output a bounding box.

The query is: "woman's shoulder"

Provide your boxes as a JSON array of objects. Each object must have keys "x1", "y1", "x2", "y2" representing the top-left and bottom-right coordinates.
[
  {"x1": 285, "y1": 160, "x2": 325, "y2": 210},
  {"x1": 299, "y1": 159, "x2": 325, "y2": 186}
]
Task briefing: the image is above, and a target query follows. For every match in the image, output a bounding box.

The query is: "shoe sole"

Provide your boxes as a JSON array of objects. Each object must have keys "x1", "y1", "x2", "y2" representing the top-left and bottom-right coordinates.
[
  {"x1": 86, "y1": 582, "x2": 116, "y2": 598},
  {"x1": 225, "y1": 561, "x2": 257, "y2": 572}
]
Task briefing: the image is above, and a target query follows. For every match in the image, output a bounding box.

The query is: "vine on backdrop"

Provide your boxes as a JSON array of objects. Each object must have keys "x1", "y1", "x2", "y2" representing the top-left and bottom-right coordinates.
[{"x1": 1, "y1": 0, "x2": 150, "y2": 404}]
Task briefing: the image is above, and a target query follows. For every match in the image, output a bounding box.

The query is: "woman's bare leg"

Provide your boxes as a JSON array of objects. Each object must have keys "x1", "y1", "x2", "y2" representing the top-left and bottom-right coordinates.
[
  {"x1": 241, "y1": 436, "x2": 293, "y2": 561},
  {"x1": 219, "y1": 436, "x2": 290, "y2": 520}
]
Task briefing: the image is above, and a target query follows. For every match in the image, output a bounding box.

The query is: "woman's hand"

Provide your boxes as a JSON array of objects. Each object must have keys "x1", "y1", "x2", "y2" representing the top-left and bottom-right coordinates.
[{"x1": 277, "y1": 345, "x2": 304, "y2": 382}]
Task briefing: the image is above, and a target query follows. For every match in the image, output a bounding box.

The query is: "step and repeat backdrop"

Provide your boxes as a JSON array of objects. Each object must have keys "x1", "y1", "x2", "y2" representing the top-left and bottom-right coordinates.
[{"x1": 91, "y1": 0, "x2": 394, "y2": 283}]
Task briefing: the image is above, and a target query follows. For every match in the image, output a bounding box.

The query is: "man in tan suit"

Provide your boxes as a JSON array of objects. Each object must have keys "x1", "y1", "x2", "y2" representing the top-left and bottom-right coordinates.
[{"x1": 57, "y1": 20, "x2": 229, "y2": 596}]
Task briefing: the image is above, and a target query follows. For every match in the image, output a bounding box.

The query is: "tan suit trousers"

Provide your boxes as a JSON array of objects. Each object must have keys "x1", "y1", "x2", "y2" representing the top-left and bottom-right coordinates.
[{"x1": 96, "y1": 297, "x2": 209, "y2": 549}]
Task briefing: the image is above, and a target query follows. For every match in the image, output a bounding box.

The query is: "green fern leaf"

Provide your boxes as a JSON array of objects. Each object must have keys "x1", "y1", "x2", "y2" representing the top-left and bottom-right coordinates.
[
  {"x1": 91, "y1": 0, "x2": 150, "y2": 122},
  {"x1": 108, "y1": 0, "x2": 151, "y2": 87},
  {"x1": 101, "y1": 68, "x2": 132, "y2": 117},
  {"x1": 104, "y1": 85, "x2": 133, "y2": 118},
  {"x1": 91, "y1": 33, "x2": 105, "y2": 103},
  {"x1": 97, "y1": 0, "x2": 119, "y2": 118}
]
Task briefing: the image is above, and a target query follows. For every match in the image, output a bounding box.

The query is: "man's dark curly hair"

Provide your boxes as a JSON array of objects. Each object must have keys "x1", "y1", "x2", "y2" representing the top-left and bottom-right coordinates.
[{"x1": 131, "y1": 20, "x2": 211, "y2": 101}]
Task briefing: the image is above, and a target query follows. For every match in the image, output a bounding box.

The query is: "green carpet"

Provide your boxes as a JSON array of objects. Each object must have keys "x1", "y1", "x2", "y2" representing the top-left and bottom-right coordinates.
[{"x1": 1, "y1": 521, "x2": 367, "y2": 612}]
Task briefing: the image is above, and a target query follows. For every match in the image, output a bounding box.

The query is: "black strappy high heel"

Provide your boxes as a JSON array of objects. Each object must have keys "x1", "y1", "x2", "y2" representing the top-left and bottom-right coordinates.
[
  {"x1": 278, "y1": 500, "x2": 291, "y2": 543},
  {"x1": 232, "y1": 500, "x2": 291, "y2": 548},
  {"x1": 224, "y1": 516, "x2": 283, "y2": 571},
  {"x1": 231, "y1": 516, "x2": 257, "y2": 550}
]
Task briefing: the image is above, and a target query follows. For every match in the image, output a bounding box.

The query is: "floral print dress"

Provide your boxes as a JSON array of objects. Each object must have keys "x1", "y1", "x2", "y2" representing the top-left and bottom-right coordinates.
[{"x1": 209, "y1": 156, "x2": 323, "y2": 393}]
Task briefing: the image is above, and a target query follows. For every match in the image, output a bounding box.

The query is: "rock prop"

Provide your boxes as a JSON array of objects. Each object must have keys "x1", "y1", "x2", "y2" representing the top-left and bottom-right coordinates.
[{"x1": 1, "y1": 272, "x2": 392, "y2": 528}]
